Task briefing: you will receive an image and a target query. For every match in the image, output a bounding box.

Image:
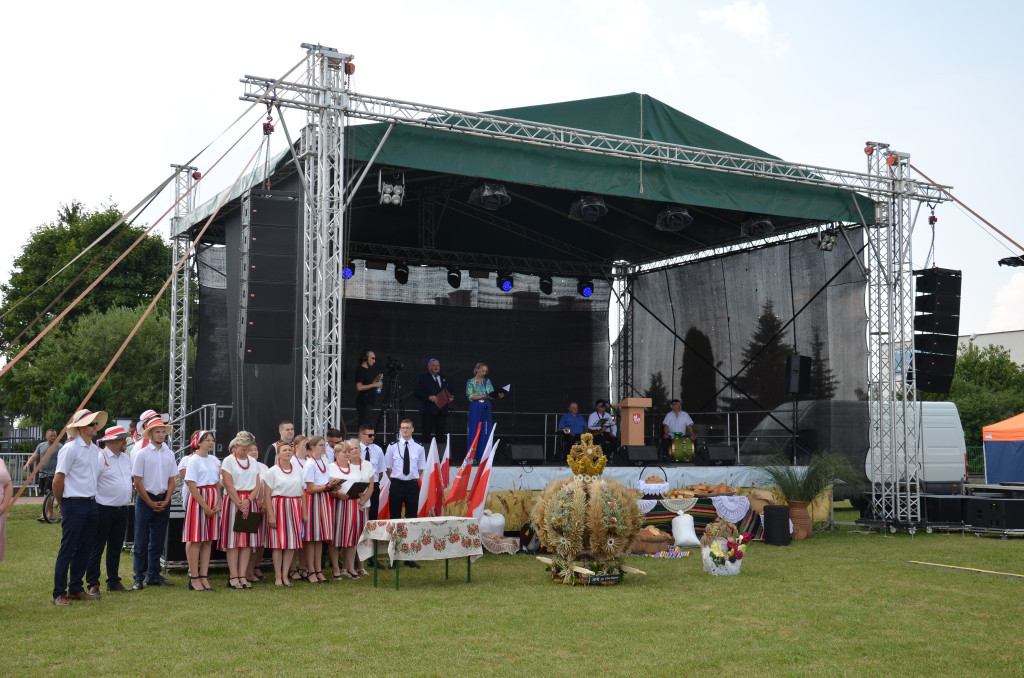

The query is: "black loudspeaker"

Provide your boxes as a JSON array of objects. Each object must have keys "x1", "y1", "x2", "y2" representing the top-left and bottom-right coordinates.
[
  {"x1": 785, "y1": 354, "x2": 811, "y2": 395},
  {"x1": 625, "y1": 445, "x2": 659, "y2": 464},
  {"x1": 243, "y1": 190, "x2": 300, "y2": 365},
  {"x1": 763, "y1": 504, "x2": 791, "y2": 546},
  {"x1": 164, "y1": 516, "x2": 187, "y2": 564},
  {"x1": 924, "y1": 494, "x2": 965, "y2": 524},
  {"x1": 913, "y1": 268, "x2": 961, "y2": 395},
  {"x1": 509, "y1": 444, "x2": 544, "y2": 465}
]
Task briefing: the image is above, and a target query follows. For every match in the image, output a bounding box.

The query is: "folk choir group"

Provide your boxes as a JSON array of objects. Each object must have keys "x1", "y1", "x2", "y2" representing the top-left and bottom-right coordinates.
[{"x1": 50, "y1": 407, "x2": 424, "y2": 606}]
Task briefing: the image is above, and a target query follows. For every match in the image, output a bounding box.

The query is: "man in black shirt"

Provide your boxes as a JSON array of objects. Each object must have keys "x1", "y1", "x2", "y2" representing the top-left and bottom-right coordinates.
[{"x1": 354, "y1": 349, "x2": 383, "y2": 428}]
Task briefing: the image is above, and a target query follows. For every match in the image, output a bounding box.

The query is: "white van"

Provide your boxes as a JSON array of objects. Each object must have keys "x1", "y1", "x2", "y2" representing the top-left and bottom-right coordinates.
[{"x1": 738, "y1": 400, "x2": 967, "y2": 497}]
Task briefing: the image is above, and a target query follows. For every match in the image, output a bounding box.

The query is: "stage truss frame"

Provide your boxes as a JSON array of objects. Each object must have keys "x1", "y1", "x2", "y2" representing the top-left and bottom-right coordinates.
[
  {"x1": 168, "y1": 164, "x2": 197, "y2": 446},
  {"x1": 164, "y1": 43, "x2": 953, "y2": 526}
]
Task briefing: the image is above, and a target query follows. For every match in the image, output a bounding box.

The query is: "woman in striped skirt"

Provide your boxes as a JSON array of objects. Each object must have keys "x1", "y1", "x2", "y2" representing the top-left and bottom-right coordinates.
[
  {"x1": 219, "y1": 431, "x2": 261, "y2": 589},
  {"x1": 302, "y1": 436, "x2": 339, "y2": 582},
  {"x1": 289, "y1": 435, "x2": 309, "y2": 582},
  {"x1": 246, "y1": 442, "x2": 271, "y2": 584},
  {"x1": 183, "y1": 430, "x2": 221, "y2": 592},
  {"x1": 263, "y1": 443, "x2": 306, "y2": 587},
  {"x1": 328, "y1": 439, "x2": 375, "y2": 579}
]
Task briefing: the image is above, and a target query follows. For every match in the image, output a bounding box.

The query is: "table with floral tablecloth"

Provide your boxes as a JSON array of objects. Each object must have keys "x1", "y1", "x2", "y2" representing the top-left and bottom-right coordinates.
[{"x1": 358, "y1": 517, "x2": 484, "y2": 588}]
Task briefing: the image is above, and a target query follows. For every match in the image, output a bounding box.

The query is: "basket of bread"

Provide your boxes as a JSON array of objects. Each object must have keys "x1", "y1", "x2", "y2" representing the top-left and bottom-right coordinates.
[
  {"x1": 686, "y1": 483, "x2": 735, "y2": 497},
  {"x1": 660, "y1": 489, "x2": 699, "y2": 513},
  {"x1": 627, "y1": 525, "x2": 675, "y2": 555},
  {"x1": 635, "y1": 467, "x2": 671, "y2": 499}
]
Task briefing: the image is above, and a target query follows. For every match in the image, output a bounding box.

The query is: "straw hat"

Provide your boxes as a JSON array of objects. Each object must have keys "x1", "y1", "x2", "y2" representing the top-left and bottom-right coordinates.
[
  {"x1": 67, "y1": 409, "x2": 108, "y2": 431},
  {"x1": 98, "y1": 425, "x2": 129, "y2": 442},
  {"x1": 139, "y1": 410, "x2": 173, "y2": 437}
]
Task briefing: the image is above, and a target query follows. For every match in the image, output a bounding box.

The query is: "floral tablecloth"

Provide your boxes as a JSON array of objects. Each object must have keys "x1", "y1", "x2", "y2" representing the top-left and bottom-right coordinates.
[{"x1": 357, "y1": 517, "x2": 484, "y2": 563}]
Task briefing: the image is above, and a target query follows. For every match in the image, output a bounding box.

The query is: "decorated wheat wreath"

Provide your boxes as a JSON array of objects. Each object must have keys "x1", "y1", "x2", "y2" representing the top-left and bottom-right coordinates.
[{"x1": 532, "y1": 434, "x2": 642, "y2": 585}]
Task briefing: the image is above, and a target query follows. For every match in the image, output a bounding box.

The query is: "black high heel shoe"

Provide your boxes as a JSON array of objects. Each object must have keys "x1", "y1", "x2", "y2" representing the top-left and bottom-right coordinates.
[{"x1": 188, "y1": 576, "x2": 202, "y2": 591}]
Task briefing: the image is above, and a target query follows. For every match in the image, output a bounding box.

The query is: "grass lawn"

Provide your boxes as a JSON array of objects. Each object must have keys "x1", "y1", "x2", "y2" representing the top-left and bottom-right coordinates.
[{"x1": 2, "y1": 503, "x2": 1022, "y2": 676}]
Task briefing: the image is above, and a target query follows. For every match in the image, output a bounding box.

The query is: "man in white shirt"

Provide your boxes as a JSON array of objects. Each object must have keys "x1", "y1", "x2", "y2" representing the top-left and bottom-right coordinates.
[
  {"x1": 384, "y1": 419, "x2": 425, "y2": 568},
  {"x1": 52, "y1": 408, "x2": 108, "y2": 606},
  {"x1": 131, "y1": 411, "x2": 178, "y2": 589},
  {"x1": 588, "y1": 399, "x2": 620, "y2": 459},
  {"x1": 87, "y1": 426, "x2": 134, "y2": 594},
  {"x1": 661, "y1": 399, "x2": 696, "y2": 461}
]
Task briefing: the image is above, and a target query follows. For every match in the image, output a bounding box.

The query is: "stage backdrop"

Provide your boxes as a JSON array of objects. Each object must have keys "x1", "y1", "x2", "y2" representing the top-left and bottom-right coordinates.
[
  {"x1": 621, "y1": 230, "x2": 868, "y2": 463},
  {"x1": 192, "y1": 225, "x2": 611, "y2": 457}
]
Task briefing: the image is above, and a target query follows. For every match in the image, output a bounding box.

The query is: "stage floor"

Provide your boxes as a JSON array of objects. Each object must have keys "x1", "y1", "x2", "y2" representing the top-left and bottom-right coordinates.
[{"x1": 477, "y1": 464, "x2": 766, "y2": 492}]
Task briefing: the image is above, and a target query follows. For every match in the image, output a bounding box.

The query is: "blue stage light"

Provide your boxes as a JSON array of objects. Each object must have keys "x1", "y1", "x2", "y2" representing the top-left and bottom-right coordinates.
[
  {"x1": 342, "y1": 261, "x2": 355, "y2": 279},
  {"x1": 497, "y1": 273, "x2": 513, "y2": 292},
  {"x1": 578, "y1": 279, "x2": 594, "y2": 298}
]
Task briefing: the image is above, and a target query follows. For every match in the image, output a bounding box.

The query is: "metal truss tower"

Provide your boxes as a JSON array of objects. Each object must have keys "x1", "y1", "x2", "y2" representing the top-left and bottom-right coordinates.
[
  {"x1": 298, "y1": 45, "x2": 350, "y2": 436},
  {"x1": 168, "y1": 164, "x2": 197, "y2": 446},
  {"x1": 240, "y1": 45, "x2": 948, "y2": 505},
  {"x1": 865, "y1": 143, "x2": 921, "y2": 528},
  {"x1": 612, "y1": 262, "x2": 636, "y2": 403}
]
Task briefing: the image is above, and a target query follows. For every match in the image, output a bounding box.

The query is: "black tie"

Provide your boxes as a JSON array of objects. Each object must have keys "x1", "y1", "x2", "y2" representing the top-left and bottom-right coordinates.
[
  {"x1": 402, "y1": 441, "x2": 410, "y2": 476},
  {"x1": 364, "y1": 445, "x2": 370, "y2": 462},
  {"x1": 435, "y1": 375, "x2": 441, "y2": 389}
]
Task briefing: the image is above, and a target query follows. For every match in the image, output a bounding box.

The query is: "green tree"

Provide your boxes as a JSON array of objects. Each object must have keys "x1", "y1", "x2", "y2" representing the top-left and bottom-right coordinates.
[
  {"x1": 0, "y1": 306, "x2": 171, "y2": 423},
  {"x1": 43, "y1": 372, "x2": 114, "y2": 434},
  {"x1": 724, "y1": 299, "x2": 794, "y2": 412},
  {"x1": 643, "y1": 371, "x2": 669, "y2": 415},
  {"x1": 808, "y1": 325, "x2": 839, "y2": 400},
  {"x1": 681, "y1": 327, "x2": 717, "y2": 413},
  {"x1": 0, "y1": 201, "x2": 172, "y2": 351},
  {"x1": 920, "y1": 343, "x2": 1024, "y2": 446}
]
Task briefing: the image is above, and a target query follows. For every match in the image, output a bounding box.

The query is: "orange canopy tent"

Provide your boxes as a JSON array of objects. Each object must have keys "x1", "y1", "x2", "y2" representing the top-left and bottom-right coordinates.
[{"x1": 982, "y1": 413, "x2": 1024, "y2": 483}]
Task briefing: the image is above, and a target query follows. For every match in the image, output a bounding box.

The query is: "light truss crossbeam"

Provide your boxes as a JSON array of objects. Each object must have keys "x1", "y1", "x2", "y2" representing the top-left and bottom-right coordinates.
[
  {"x1": 349, "y1": 241, "x2": 606, "y2": 278},
  {"x1": 241, "y1": 78, "x2": 951, "y2": 203}
]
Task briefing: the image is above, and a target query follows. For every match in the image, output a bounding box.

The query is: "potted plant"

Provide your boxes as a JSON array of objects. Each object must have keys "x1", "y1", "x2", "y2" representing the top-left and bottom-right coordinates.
[{"x1": 757, "y1": 453, "x2": 863, "y2": 540}]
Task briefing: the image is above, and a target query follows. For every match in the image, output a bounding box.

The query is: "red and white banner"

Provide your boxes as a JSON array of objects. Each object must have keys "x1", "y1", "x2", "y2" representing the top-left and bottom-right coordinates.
[{"x1": 417, "y1": 438, "x2": 444, "y2": 518}]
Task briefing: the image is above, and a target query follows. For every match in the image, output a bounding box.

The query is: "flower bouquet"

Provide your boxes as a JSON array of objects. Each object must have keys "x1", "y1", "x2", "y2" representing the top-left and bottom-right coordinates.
[{"x1": 700, "y1": 532, "x2": 752, "y2": 576}]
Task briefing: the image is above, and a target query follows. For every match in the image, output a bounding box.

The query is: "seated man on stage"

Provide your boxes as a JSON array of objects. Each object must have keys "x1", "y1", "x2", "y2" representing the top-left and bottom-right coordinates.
[
  {"x1": 660, "y1": 399, "x2": 697, "y2": 461},
  {"x1": 587, "y1": 399, "x2": 620, "y2": 458},
  {"x1": 555, "y1": 402, "x2": 587, "y2": 460}
]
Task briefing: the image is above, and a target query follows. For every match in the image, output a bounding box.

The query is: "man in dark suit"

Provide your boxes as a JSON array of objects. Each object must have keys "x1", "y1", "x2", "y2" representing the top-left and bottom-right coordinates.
[{"x1": 413, "y1": 358, "x2": 452, "y2": 449}]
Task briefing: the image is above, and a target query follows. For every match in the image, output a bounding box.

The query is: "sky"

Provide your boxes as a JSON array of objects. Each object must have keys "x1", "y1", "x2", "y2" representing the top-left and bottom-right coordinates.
[{"x1": 1, "y1": 0, "x2": 1021, "y2": 336}]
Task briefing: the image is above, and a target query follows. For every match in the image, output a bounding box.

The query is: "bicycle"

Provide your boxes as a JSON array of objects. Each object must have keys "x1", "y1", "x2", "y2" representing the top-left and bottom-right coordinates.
[{"x1": 42, "y1": 488, "x2": 60, "y2": 523}]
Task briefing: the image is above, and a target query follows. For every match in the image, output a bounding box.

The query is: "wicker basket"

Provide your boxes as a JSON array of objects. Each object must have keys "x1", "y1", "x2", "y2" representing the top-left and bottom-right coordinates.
[
  {"x1": 701, "y1": 539, "x2": 743, "y2": 576},
  {"x1": 635, "y1": 466, "x2": 671, "y2": 500}
]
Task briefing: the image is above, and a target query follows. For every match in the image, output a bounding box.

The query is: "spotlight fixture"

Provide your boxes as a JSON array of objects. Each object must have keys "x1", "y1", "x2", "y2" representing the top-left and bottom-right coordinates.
[
  {"x1": 577, "y1": 278, "x2": 594, "y2": 298},
  {"x1": 539, "y1": 275, "x2": 553, "y2": 296},
  {"x1": 446, "y1": 267, "x2": 462, "y2": 289},
  {"x1": 655, "y1": 205, "x2": 694, "y2": 232},
  {"x1": 468, "y1": 182, "x2": 511, "y2": 211},
  {"x1": 741, "y1": 215, "x2": 774, "y2": 238},
  {"x1": 496, "y1": 272, "x2": 513, "y2": 292},
  {"x1": 378, "y1": 170, "x2": 406, "y2": 206},
  {"x1": 394, "y1": 262, "x2": 409, "y2": 285},
  {"x1": 817, "y1": 228, "x2": 839, "y2": 252},
  {"x1": 569, "y1": 196, "x2": 608, "y2": 222},
  {"x1": 342, "y1": 261, "x2": 356, "y2": 279}
]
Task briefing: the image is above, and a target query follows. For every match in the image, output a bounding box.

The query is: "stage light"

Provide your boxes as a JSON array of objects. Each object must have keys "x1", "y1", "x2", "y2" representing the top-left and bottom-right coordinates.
[
  {"x1": 569, "y1": 196, "x2": 608, "y2": 222},
  {"x1": 655, "y1": 205, "x2": 694, "y2": 232},
  {"x1": 446, "y1": 267, "x2": 462, "y2": 289},
  {"x1": 539, "y1": 275, "x2": 553, "y2": 295},
  {"x1": 378, "y1": 170, "x2": 405, "y2": 206},
  {"x1": 394, "y1": 262, "x2": 409, "y2": 285},
  {"x1": 468, "y1": 182, "x2": 511, "y2": 211},
  {"x1": 342, "y1": 261, "x2": 356, "y2": 279},
  {"x1": 496, "y1": 272, "x2": 513, "y2": 292},
  {"x1": 577, "y1": 279, "x2": 594, "y2": 298},
  {"x1": 741, "y1": 215, "x2": 774, "y2": 238},
  {"x1": 817, "y1": 229, "x2": 839, "y2": 252}
]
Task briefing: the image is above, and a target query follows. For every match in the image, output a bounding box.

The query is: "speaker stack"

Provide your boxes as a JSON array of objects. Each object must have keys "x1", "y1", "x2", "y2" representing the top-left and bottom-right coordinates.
[
  {"x1": 242, "y1": 190, "x2": 300, "y2": 364},
  {"x1": 785, "y1": 354, "x2": 811, "y2": 395},
  {"x1": 913, "y1": 268, "x2": 962, "y2": 394}
]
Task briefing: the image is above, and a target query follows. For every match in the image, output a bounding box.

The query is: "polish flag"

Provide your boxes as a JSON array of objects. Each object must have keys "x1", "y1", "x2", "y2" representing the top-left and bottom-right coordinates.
[
  {"x1": 465, "y1": 437, "x2": 499, "y2": 521},
  {"x1": 417, "y1": 439, "x2": 444, "y2": 518},
  {"x1": 443, "y1": 423, "x2": 482, "y2": 507},
  {"x1": 377, "y1": 472, "x2": 391, "y2": 520},
  {"x1": 440, "y1": 433, "x2": 451, "y2": 489}
]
